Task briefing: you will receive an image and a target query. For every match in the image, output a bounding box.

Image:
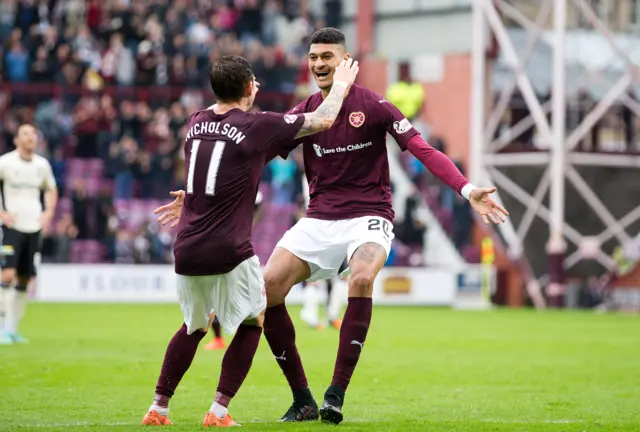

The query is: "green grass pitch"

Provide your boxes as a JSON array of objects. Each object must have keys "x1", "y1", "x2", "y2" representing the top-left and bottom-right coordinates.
[{"x1": 1, "y1": 304, "x2": 640, "y2": 431}]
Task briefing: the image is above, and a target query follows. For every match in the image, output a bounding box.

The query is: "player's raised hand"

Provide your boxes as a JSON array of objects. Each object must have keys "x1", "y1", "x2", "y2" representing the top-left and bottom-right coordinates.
[
  {"x1": 469, "y1": 187, "x2": 509, "y2": 225},
  {"x1": 154, "y1": 190, "x2": 185, "y2": 228},
  {"x1": 333, "y1": 57, "x2": 359, "y2": 91}
]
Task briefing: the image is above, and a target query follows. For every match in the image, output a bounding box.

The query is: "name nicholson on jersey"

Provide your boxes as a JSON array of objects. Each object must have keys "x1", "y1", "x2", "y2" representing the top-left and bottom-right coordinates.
[
  {"x1": 312, "y1": 141, "x2": 373, "y2": 157},
  {"x1": 185, "y1": 121, "x2": 246, "y2": 144}
]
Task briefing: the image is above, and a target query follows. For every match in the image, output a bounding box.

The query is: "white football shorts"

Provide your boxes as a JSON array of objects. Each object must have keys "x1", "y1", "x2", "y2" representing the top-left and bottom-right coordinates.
[
  {"x1": 176, "y1": 256, "x2": 266, "y2": 335},
  {"x1": 276, "y1": 216, "x2": 394, "y2": 282}
]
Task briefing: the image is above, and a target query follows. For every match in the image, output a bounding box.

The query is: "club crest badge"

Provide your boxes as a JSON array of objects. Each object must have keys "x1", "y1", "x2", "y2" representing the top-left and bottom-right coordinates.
[{"x1": 349, "y1": 112, "x2": 365, "y2": 128}]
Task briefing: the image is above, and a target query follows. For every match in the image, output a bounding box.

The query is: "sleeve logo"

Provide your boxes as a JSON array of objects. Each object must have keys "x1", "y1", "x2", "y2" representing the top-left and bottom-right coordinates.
[
  {"x1": 393, "y1": 118, "x2": 413, "y2": 134},
  {"x1": 349, "y1": 111, "x2": 366, "y2": 128},
  {"x1": 284, "y1": 114, "x2": 298, "y2": 124}
]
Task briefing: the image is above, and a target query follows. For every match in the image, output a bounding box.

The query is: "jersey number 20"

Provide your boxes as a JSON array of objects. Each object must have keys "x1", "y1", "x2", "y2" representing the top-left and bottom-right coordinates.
[{"x1": 186, "y1": 139, "x2": 226, "y2": 195}]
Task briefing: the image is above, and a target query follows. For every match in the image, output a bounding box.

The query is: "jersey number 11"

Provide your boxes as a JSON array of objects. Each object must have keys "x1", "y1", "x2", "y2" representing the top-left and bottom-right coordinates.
[{"x1": 186, "y1": 139, "x2": 226, "y2": 196}]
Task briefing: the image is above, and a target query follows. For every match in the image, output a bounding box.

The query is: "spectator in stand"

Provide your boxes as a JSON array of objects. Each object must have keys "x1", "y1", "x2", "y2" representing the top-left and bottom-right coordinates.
[
  {"x1": 71, "y1": 180, "x2": 90, "y2": 240},
  {"x1": 0, "y1": 1, "x2": 16, "y2": 42},
  {"x1": 324, "y1": 0, "x2": 342, "y2": 28},
  {"x1": 74, "y1": 96, "x2": 101, "y2": 158},
  {"x1": 112, "y1": 136, "x2": 138, "y2": 200},
  {"x1": 53, "y1": 214, "x2": 78, "y2": 263},
  {"x1": 395, "y1": 189, "x2": 427, "y2": 249},
  {"x1": 270, "y1": 156, "x2": 296, "y2": 205},
  {"x1": 30, "y1": 46, "x2": 53, "y2": 83},
  {"x1": 133, "y1": 225, "x2": 151, "y2": 264},
  {"x1": 49, "y1": 147, "x2": 67, "y2": 196},
  {"x1": 152, "y1": 140, "x2": 177, "y2": 198},
  {"x1": 101, "y1": 33, "x2": 136, "y2": 86},
  {"x1": 117, "y1": 101, "x2": 142, "y2": 141},
  {"x1": 134, "y1": 150, "x2": 154, "y2": 199},
  {"x1": 4, "y1": 40, "x2": 29, "y2": 82},
  {"x1": 451, "y1": 163, "x2": 472, "y2": 250},
  {"x1": 98, "y1": 95, "x2": 118, "y2": 157},
  {"x1": 96, "y1": 185, "x2": 113, "y2": 241},
  {"x1": 236, "y1": 0, "x2": 262, "y2": 44},
  {"x1": 115, "y1": 229, "x2": 134, "y2": 264}
]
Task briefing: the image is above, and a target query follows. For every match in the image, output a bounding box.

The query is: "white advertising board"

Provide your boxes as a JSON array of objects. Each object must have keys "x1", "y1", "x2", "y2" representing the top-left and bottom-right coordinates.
[{"x1": 35, "y1": 264, "x2": 493, "y2": 308}]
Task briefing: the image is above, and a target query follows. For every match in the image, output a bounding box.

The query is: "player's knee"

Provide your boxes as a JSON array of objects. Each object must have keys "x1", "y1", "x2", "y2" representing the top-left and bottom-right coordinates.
[
  {"x1": 348, "y1": 269, "x2": 376, "y2": 297},
  {"x1": 263, "y1": 269, "x2": 292, "y2": 306}
]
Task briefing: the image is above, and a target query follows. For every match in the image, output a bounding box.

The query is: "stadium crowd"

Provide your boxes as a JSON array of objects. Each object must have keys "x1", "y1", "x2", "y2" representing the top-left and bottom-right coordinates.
[{"x1": 0, "y1": 0, "x2": 474, "y2": 265}]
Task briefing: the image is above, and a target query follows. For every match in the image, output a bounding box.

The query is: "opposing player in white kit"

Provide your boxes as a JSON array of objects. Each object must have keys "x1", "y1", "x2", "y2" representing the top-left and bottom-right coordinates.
[{"x1": 0, "y1": 124, "x2": 58, "y2": 344}]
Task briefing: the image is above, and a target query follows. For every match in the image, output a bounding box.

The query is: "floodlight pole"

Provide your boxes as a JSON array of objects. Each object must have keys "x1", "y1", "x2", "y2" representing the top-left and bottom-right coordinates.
[
  {"x1": 470, "y1": 0, "x2": 486, "y2": 188},
  {"x1": 547, "y1": 0, "x2": 567, "y2": 306}
]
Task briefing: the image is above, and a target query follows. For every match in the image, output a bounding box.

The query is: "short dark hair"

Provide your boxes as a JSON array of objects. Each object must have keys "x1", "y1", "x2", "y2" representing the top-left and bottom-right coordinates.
[
  {"x1": 209, "y1": 56, "x2": 254, "y2": 102},
  {"x1": 310, "y1": 27, "x2": 346, "y2": 46}
]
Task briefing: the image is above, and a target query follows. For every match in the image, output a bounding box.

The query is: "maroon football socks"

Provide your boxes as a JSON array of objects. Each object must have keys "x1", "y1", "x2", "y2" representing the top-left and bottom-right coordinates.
[
  {"x1": 216, "y1": 324, "x2": 262, "y2": 402},
  {"x1": 154, "y1": 324, "x2": 207, "y2": 407},
  {"x1": 263, "y1": 304, "x2": 310, "y2": 394},
  {"x1": 330, "y1": 297, "x2": 373, "y2": 391}
]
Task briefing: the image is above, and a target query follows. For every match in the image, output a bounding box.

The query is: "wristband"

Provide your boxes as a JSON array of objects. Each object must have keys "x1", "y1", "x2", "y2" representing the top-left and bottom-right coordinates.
[
  {"x1": 461, "y1": 183, "x2": 475, "y2": 200},
  {"x1": 333, "y1": 81, "x2": 349, "y2": 89}
]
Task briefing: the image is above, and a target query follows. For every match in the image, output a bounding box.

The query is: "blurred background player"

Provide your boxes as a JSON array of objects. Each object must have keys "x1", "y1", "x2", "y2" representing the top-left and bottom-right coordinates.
[
  {"x1": 299, "y1": 272, "x2": 348, "y2": 330},
  {"x1": 142, "y1": 55, "x2": 358, "y2": 427},
  {"x1": 204, "y1": 190, "x2": 264, "y2": 351},
  {"x1": 259, "y1": 28, "x2": 509, "y2": 424},
  {"x1": 0, "y1": 124, "x2": 57, "y2": 345}
]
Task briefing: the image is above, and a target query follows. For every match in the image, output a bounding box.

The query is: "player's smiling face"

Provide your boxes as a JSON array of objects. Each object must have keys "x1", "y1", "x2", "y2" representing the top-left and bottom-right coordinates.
[{"x1": 308, "y1": 43, "x2": 347, "y2": 90}]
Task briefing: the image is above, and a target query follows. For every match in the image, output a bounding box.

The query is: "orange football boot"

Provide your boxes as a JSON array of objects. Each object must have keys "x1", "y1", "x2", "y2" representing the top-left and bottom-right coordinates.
[
  {"x1": 330, "y1": 319, "x2": 342, "y2": 330},
  {"x1": 204, "y1": 337, "x2": 225, "y2": 351},
  {"x1": 203, "y1": 412, "x2": 239, "y2": 427},
  {"x1": 142, "y1": 410, "x2": 172, "y2": 425}
]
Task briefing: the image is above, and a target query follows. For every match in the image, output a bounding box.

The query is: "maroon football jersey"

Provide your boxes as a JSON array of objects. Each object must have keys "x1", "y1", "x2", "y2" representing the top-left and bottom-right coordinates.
[
  {"x1": 284, "y1": 85, "x2": 419, "y2": 223},
  {"x1": 174, "y1": 108, "x2": 304, "y2": 276}
]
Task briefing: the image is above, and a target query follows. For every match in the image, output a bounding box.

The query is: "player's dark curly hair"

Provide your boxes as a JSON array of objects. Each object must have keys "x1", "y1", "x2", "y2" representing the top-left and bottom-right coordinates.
[
  {"x1": 210, "y1": 56, "x2": 254, "y2": 102},
  {"x1": 310, "y1": 27, "x2": 346, "y2": 46}
]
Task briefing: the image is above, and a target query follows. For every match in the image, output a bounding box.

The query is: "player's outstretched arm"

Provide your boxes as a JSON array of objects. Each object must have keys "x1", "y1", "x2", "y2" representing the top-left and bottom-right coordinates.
[
  {"x1": 295, "y1": 58, "x2": 359, "y2": 138},
  {"x1": 405, "y1": 135, "x2": 509, "y2": 224}
]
